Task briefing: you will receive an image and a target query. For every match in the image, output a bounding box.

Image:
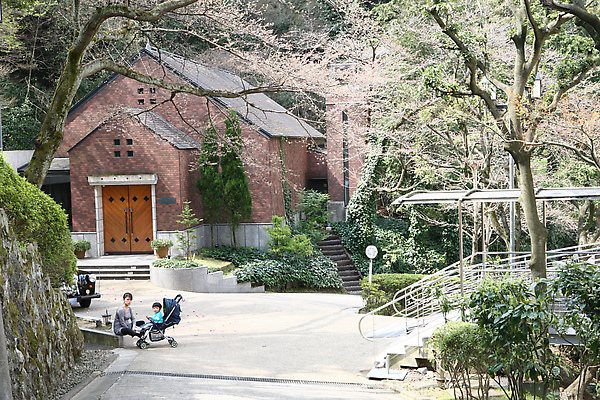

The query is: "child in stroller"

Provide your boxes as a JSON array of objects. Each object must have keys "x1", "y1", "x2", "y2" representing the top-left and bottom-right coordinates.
[{"x1": 136, "y1": 294, "x2": 183, "y2": 349}]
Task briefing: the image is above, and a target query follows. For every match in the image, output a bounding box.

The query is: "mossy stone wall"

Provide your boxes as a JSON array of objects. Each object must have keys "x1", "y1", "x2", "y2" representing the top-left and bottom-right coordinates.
[{"x1": 0, "y1": 209, "x2": 84, "y2": 399}]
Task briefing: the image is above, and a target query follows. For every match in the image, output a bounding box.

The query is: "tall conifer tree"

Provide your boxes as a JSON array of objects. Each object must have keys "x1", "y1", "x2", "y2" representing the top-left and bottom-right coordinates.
[
  {"x1": 196, "y1": 124, "x2": 224, "y2": 247},
  {"x1": 221, "y1": 112, "x2": 252, "y2": 247}
]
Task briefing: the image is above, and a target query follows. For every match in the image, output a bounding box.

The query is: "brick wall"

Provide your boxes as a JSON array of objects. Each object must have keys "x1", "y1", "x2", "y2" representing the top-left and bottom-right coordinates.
[
  {"x1": 65, "y1": 53, "x2": 317, "y2": 233},
  {"x1": 325, "y1": 100, "x2": 369, "y2": 204}
]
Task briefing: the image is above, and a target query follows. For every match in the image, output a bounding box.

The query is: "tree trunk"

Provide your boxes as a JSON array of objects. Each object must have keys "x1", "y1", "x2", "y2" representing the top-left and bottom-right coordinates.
[
  {"x1": 25, "y1": 50, "x2": 84, "y2": 188},
  {"x1": 564, "y1": 365, "x2": 598, "y2": 400},
  {"x1": 507, "y1": 143, "x2": 548, "y2": 280}
]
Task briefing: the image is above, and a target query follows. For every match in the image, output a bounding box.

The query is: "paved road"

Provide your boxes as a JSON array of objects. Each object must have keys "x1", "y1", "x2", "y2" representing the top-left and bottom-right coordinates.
[{"x1": 71, "y1": 280, "x2": 407, "y2": 399}]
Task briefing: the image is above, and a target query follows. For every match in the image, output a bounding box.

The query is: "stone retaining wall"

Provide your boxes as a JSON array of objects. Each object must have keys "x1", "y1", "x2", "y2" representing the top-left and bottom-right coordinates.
[{"x1": 0, "y1": 209, "x2": 84, "y2": 399}]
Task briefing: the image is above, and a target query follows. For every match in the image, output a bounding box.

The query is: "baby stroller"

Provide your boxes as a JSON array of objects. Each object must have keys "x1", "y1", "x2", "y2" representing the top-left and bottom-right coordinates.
[{"x1": 136, "y1": 294, "x2": 183, "y2": 349}]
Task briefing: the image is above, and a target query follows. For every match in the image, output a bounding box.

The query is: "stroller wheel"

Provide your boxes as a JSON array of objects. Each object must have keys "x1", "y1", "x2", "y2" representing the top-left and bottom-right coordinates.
[
  {"x1": 169, "y1": 339, "x2": 178, "y2": 348},
  {"x1": 136, "y1": 339, "x2": 148, "y2": 350}
]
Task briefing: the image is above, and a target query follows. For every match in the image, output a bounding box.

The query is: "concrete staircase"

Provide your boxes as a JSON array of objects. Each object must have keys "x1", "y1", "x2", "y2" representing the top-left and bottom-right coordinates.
[
  {"x1": 317, "y1": 235, "x2": 363, "y2": 294},
  {"x1": 77, "y1": 255, "x2": 153, "y2": 280}
]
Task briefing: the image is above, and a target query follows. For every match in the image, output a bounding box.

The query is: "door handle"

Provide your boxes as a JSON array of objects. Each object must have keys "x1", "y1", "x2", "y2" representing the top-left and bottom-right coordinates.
[
  {"x1": 129, "y1": 208, "x2": 134, "y2": 234},
  {"x1": 124, "y1": 208, "x2": 128, "y2": 234}
]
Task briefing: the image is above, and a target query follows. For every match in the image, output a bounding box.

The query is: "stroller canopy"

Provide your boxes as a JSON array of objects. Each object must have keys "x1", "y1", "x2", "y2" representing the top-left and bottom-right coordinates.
[{"x1": 163, "y1": 295, "x2": 182, "y2": 326}]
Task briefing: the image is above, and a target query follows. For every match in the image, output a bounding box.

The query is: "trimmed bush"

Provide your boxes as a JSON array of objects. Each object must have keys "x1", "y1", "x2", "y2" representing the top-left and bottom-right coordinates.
[
  {"x1": 0, "y1": 156, "x2": 76, "y2": 286},
  {"x1": 428, "y1": 321, "x2": 492, "y2": 400},
  {"x1": 201, "y1": 245, "x2": 271, "y2": 267},
  {"x1": 234, "y1": 254, "x2": 343, "y2": 290},
  {"x1": 360, "y1": 273, "x2": 424, "y2": 315}
]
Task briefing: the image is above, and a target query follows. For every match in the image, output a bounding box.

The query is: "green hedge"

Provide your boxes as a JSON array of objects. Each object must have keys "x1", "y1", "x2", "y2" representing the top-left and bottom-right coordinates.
[
  {"x1": 0, "y1": 156, "x2": 76, "y2": 286},
  {"x1": 201, "y1": 245, "x2": 271, "y2": 267},
  {"x1": 234, "y1": 254, "x2": 343, "y2": 290},
  {"x1": 152, "y1": 258, "x2": 220, "y2": 273},
  {"x1": 360, "y1": 273, "x2": 424, "y2": 315}
]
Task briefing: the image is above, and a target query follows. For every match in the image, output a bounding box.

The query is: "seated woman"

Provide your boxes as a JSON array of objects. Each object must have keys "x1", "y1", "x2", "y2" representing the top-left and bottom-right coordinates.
[{"x1": 113, "y1": 292, "x2": 141, "y2": 338}]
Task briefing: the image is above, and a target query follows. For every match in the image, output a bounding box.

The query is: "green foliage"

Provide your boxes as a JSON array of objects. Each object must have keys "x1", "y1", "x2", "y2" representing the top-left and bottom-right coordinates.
[
  {"x1": 152, "y1": 259, "x2": 205, "y2": 269},
  {"x1": 265, "y1": 215, "x2": 313, "y2": 257},
  {"x1": 0, "y1": 155, "x2": 76, "y2": 286},
  {"x1": 196, "y1": 123, "x2": 224, "y2": 247},
  {"x1": 428, "y1": 321, "x2": 492, "y2": 400},
  {"x1": 221, "y1": 112, "x2": 252, "y2": 246},
  {"x1": 551, "y1": 262, "x2": 600, "y2": 379},
  {"x1": 234, "y1": 253, "x2": 343, "y2": 290},
  {"x1": 335, "y1": 212, "x2": 457, "y2": 275},
  {"x1": 360, "y1": 273, "x2": 424, "y2": 314},
  {"x1": 150, "y1": 239, "x2": 173, "y2": 249},
  {"x1": 468, "y1": 278, "x2": 558, "y2": 400},
  {"x1": 72, "y1": 240, "x2": 91, "y2": 252},
  {"x1": 201, "y1": 245, "x2": 272, "y2": 267},
  {"x1": 176, "y1": 201, "x2": 202, "y2": 261},
  {"x1": 294, "y1": 189, "x2": 331, "y2": 243},
  {"x1": 1, "y1": 101, "x2": 41, "y2": 150}
]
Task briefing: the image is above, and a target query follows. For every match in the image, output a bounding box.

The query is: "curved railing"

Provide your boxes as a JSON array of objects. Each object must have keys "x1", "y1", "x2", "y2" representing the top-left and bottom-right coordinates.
[{"x1": 358, "y1": 243, "x2": 600, "y2": 342}]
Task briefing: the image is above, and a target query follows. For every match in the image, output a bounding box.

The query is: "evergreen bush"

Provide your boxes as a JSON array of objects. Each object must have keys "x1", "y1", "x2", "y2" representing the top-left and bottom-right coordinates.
[
  {"x1": 360, "y1": 273, "x2": 424, "y2": 314},
  {"x1": 428, "y1": 321, "x2": 492, "y2": 400},
  {"x1": 202, "y1": 245, "x2": 272, "y2": 266},
  {"x1": 0, "y1": 156, "x2": 76, "y2": 286},
  {"x1": 234, "y1": 253, "x2": 343, "y2": 290}
]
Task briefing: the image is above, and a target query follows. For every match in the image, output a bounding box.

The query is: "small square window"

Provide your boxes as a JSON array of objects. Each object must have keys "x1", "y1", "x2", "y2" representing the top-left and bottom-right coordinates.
[
  {"x1": 138, "y1": 99, "x2": 145, "y2": 105},
  {"x1": 126, "y1": 139, "x2": 133, "y2": 145},
  {"x1": 114, "y1": 139, "x2": 120, "y2": 145},
  {"x1": 127, "y1": 151, "x2": 134, "y2": 157},
  {"x1": 150, "y1": 99, "x2": 157, "y2": 105},
  {"x1": 149, "y1": 88, "x2": 156, "y2": 94},
  {"x1": 138, "y1": 88, "x2": 144, "y2": 94},
  {"x1": 114, "y1": 151, "x2": 121, "y2": 157}
]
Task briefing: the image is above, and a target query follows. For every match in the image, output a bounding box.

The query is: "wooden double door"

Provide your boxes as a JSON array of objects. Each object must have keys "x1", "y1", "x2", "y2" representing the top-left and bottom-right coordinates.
[{"x1": 103, "y1": 185, "x2": 153, "y2": 254}]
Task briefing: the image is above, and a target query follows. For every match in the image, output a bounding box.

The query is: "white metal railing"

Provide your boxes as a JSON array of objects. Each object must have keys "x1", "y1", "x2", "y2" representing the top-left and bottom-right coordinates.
[{"x1": 359, "y1": 243, "x2": 600, "y2": 342}]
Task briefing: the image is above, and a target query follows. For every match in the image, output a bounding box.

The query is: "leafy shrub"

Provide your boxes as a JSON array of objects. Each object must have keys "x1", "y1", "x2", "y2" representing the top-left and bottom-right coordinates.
[
  {"x1": 360, "y1": 273, "x2": 424, "y2": 315},
  {"x1": 265, "y1": 215, "x2": 313, "y2": 257},
  {"x1": 234, "y1": 253, "x2": 343, "y2": 290},
  {"x1": 428, "y1": 321, "x2": 492, "y2": 400},
  {"x1": 150, "y1": 239, "x2": 173, "y2": 249},
  {"x1": 201, "y1": 245, "x2": 272, "y2": 267},
  {"x1": 0, "y1": 156, "x2": 76, "y2": 286},
  {"x1": 294, "y1": 189, "x2": 331, "y2": 243},
  {"x1": 152, "y1": 259, "x2": 205, "y2": 269},
  {"x1": 469, "y1": 278, "x2": 558, "y2": 400},
  {"x1": 551, "y1": 262, "x2": 600, "y2": 399},
  {"x1": 334, "y1": 213, "x2": 455, "y2": 275},
  {"x1": 72, "y1": 240, "x2": 91, "y2": 252}
]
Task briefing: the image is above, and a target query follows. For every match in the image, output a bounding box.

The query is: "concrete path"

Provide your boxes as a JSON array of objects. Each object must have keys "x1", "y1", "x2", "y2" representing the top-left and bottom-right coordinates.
[{"x1": 71, "y1": 280, "x2": 408, "y2": 399}]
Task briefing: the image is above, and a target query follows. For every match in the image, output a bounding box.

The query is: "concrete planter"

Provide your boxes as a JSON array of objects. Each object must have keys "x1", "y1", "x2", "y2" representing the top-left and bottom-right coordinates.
[{"x1": 150, "y1": 265, "x2": 264, "y2": 293}]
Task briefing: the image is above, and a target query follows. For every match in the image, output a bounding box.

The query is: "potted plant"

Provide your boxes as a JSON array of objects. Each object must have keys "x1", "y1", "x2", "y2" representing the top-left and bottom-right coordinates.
[
  {"x1": 73, "y1": 240, "x2": 91, "y2": 259},
  {"x1": 151, "y1": 239, "x2": 173, "y2": 258}
]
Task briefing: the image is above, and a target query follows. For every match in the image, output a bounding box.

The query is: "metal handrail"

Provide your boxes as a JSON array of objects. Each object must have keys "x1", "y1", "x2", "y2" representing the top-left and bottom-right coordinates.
[{"x1": 358, "y1": 243, "x2": 600, "y2": 341}]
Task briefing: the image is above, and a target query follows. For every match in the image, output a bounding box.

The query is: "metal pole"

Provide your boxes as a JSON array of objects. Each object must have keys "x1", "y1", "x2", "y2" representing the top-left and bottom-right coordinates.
[
  {"x1": 508, "y1": 119, "x2": 516, "y2": 265},
  {"x1": 458, "y1": 200, "x2": 464, "y2": 299},
  {"x1": 482, "y1": 202, "x2": 486, "y2": 273}
]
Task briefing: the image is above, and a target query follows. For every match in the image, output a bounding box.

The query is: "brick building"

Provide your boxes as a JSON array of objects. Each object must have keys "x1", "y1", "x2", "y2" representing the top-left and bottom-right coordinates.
[{"x1": 63, "y1": 46, "x2": 326, "y2": 256}]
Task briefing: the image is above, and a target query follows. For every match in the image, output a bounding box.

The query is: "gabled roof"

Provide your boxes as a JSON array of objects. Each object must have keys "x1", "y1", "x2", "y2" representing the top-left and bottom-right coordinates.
[
  {"x1": 143, "y1": 45, "x2": 324, "y2": 139},
  {"x1": 124, "y1": 108, "x2": 201, "y2": 150},
  {"x1": 68, "y1": 109, "x2": 201, "y2": 152}
]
